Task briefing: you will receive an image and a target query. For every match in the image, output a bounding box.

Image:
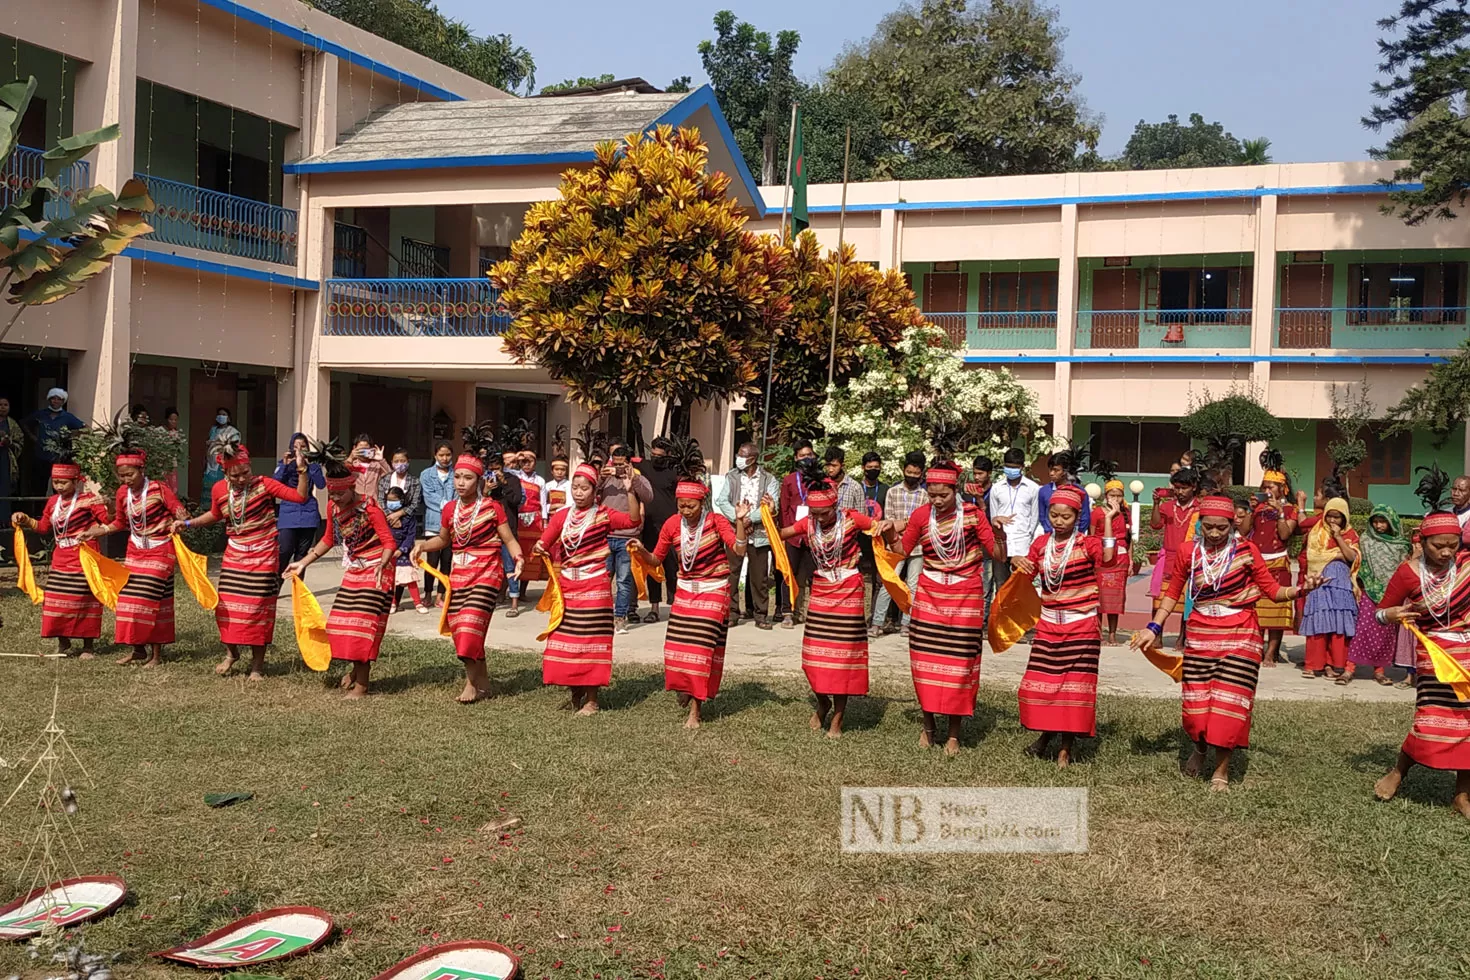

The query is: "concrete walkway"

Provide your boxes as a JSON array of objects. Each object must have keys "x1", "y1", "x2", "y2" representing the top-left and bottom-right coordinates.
[{"x1": 286, "y1": 560, "x2": 1412, "y2": 704}]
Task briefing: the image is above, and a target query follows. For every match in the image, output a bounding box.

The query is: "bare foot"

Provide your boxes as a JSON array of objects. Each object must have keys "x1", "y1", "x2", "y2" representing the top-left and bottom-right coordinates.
[
  {"x1": 919, "y1": 729, "x2": 935, "y2": 749},
  {"x1": 943, "y1": 737, "x2": 961, "y2": 758},
  {"x1": 247, "y1": 671, "x2": 264, "y2": 683},
  {"x1": 683, "y1": 715, "x2": 700, "y2": 730},
  {"x1": 78, "y1": 651, "x2": 96, "y2": 661},
  {"x1": 809, "y1": 710, "x2": 826, "y2": 732},
  {"x1": 456, "y1": 681, "x2": 484, "y2": 704},
  {"x1": 116, "y1": 651, "x2": 141, "y2": 666},
  {"x1": 1024, "y1": 734, "x2": 1050, "y2": 759},
  {"x1": 826, "y1": 726, "x2": 842, "y2": 740},
  {"x1": 215, "y1": 656, "x2": 238, "y2": 676},
  {"x1": 1209, "y1": 776, "x2": 1230, "y2": 792},
  {"x1": 1454, "y1": 793, "x2": 1470, "y2": 821},
  {"x1": 1374, "y1": 769, "x2": 1403, "y2": 802},
  {"x1": 676, "y1": 691, "x2": 692, "y2": 709},
  {"x1": 142, "y1": 656, "x2": 161, "y2": 669},
  {"x1": 1182, "y1": 749, "x2": 1205, "y2": 779},
  {"x1": 576, "y1": 702, "x2": 599, "y2": 716},
  {"x1": 1056, "y1": 747, "x2": 1071, "y2": 768},
  {"x1": 340, "y1": 673, "x2": 354, "y2": 690},
  {"x1": 343, "y1": 683, "x2": 368, "y2": 700}
]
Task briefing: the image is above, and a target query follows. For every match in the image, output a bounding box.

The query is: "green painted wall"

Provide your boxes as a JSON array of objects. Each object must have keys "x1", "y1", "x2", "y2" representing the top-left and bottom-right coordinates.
[
  {"x1": 387, "y1": 206, "x2": 439, "y2": 274},
  {"x1": 904, "y1": 259, "x2": 1060, "y2": 313},
  {"x1": 1274, "y1": 248, "x2": 1470, "y2": 349},
  {"x1": 134, "y1": 81, "x2": 289, "y2": 204},
  {"x1": 1, "y1": 36, "x2": 76, "y2": 148}
]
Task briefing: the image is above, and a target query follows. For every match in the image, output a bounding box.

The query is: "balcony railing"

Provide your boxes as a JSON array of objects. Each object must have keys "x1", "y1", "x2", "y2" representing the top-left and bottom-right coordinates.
[
  {"x1": 334, "y1": 221, "x2": 368, "y2": 278},
  {"x1": 1274, "y1": 307, "x2": 1469, "y2": 349},
  {"x1": 137, "y1": 174, "x2": 297, "y2": 265},
  {"x1": 927, "y1": 311, "x2": 1058, "y2": 350},
  {"x1": 1076, "y1": 309, "x2": 1252, "y2": 350},
  {"x1": 1, "y1": 144, "x2": 90, "y2": 220},
  {"x1": 323, "y1": 279, "x2": 512, "y2": 336}
]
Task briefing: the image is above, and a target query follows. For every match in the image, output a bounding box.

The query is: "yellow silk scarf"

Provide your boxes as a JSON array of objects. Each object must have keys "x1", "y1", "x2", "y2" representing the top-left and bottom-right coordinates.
[
  {"x1": 172, "y1": 535, "x2": 219, "y2": 610},
  {"x1": 1143, "y1": 646, "x2": 1184, "y2": 684},
  {"x1": 418, "y1": 559, "x2": 453, "y2": 637},
  {"x1": 629, "y1": 549, "x2": 665, "y2": 601},
  {"x1": 1404, "y1": 623, "x2": 1470, "y2": 702},
  {"x1": 289, "y1": 573, "x2": 331, "y2": 671},
  {"x1": 78, "y1": 543, "x2": 128, "y2": 610},
  {"x1": 761, "y1": 503, "x2": 797, "y2": 608},
  {"x1": 14, "y1": 525, "x2": 43, "y2": 605},
  {"x1": 987, "y1": 573, "x2": 1040, "y2": 653},
  {"x1": 869, "y1": 528, "x2": 911, "y2": 615},
  {"x1": 536, "y1": 561, "x2": 564, "y2": 642}
]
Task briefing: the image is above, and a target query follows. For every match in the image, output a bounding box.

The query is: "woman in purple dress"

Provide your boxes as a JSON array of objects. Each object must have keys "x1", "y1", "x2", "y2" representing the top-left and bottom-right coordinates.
[{"x1": 1343, "y1": 504, "x2": 1411, "y2": 685}]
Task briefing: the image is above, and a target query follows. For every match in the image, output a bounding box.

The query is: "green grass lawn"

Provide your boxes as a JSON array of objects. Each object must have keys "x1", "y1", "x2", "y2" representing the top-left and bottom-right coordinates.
[{"x1": 2, "y1": 592, "x2": 1469, "y2": 980}]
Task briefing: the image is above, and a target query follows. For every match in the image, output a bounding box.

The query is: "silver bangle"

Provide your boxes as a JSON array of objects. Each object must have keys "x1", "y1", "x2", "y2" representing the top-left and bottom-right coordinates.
[
  {"x1": 1103, "y1": 537, "x2": 1116, "y2": 547},
  {"x1": 1375, "y1": 609, "x2": 1389, "y2": 626}
]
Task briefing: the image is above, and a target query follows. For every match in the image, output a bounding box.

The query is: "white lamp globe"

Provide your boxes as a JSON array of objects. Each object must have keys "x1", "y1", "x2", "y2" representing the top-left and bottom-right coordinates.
[
  {"x1": 1129, "y1": 479, "x2": 1145, "y2": 495},
  {"x1": 1085, "y1": 482, "x2": 1102, "y2": 500}
]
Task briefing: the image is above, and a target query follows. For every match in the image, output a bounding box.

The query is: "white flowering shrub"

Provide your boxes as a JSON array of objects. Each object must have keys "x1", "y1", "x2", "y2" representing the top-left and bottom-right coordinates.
[{"x1": 819, "y1": 325, "x2": 1062, "y2": 481}]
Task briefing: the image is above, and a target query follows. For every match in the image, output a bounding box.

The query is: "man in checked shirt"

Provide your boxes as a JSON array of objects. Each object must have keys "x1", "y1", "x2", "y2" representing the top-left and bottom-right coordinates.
[{"x1": 870, "y1": 450, "x2": 929, "y2": 638}]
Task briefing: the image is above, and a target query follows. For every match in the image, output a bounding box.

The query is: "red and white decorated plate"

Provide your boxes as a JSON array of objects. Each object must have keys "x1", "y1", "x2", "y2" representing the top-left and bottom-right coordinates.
[
  {"x1": 0, "y1": 876, "x2": 127, "y2": 940},
  {"x1": 371, "y1": 940, "x2": 521, "y2": 980},
  {"x1": 152, "y1": 905, "x2": 333, "y2": 967}
]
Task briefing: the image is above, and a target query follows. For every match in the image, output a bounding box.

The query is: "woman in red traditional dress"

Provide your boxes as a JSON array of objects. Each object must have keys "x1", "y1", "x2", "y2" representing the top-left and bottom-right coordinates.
[
  {"x1": 414, "y1": 430, "x2": 523, "y2": 704},
  {"x1": 777, "y1": 464, "x2": 892, "y2": 738},
  {"x1": 900, "y1": 461, "x2": 1006, "y2": 757},
  {"x1": 172, "y1": 434, "x2": 311, "y2": 680},
  {"x1": 1133, "y1": 496, "x2": 1320, "y2": 790},
  {"x1": 1014, "y1": 485, "x2": 1119, "y2": 766},
  {"x1": 282, "y1": 441, "x2": 397, "y2": 700},
  {"x1": 1251, "y1": 450, "x2": 1299, "y2": 667},
  {"x1": 11, "y1": 443, "x2": 110, "y2": 658},
  {"x1": 533, "y1": 461, "x2": 642, "y2": 715},
  {"x1": 1089, "y1": 466, "x2": 1130, "y2": 644},
  {"x1": 78, "y1": 422, "x2": 189, "y2": 668},
  {"x1": 630, "y1": 444, "x2": 748, "y2": 730},
  {"x1": 1372, "y1": 511, "x2": 1470, "y2": 819}
]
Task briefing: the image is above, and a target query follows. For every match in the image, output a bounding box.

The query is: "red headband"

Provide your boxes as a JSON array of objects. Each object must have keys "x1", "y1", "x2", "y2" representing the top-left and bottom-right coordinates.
[
  {"x1": 1198, "y1": 496, "x2": 1236, "y2": 519},
  {"x1": 807, "y1": 487, "x2": 838, "y2": 508},
  {"x1": 676, "y1": 480, "x2": 708, "y2": 500},
  {"x1": 573, "y1": 463, "x2": 600, "y2": 484},
  {"x1": 454, "y1": 453, "x2": 485, "y2": 477},
  {"x1": 1050, "y1": 485, "x2": 1085, "y2": 511},
  {"x1": 115, "y1": 451, "x2": 146, "y2": 468},
  {"x1": 216, "y1": 446, "x2": 251, "y2": 469},
  {"x1": 1420, "y1": 512, "x2": 1462, "y2": 537},
  {"x1": 924, "y1": 467, "x2": 959, "y2": 486},
  {"x1": 50, "y1": 462, "x2": 80, "y2": 480},
  {"x1": 326, "y1": 473, "x2": 357, "y2": 492}
]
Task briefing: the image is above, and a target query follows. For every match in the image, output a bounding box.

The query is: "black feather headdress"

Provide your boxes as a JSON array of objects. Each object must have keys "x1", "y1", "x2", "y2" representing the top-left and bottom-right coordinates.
[
  {"x1": 1092, "y1": 457, "x2": 1119, "y2": 485},
  {"x1": 1259, "y1": 447, "x2": 1285, "y2": 475},
  {"x1": 795, "y1": 455, "x2": 830, "y2": 493},
  {"x1": 1416, "y1": 463, "x2": 1450, "y2": 513},
  {"x1": 304, "y1": 438, "x2": 351, "y2": 481},
  {"x1": 1063, "y1": 435, "x2": 1094, "y2": 477},
  {"x1": 550, "y1": 425, "x2": 569, "y2": 460},
  {"x1": 929, "y1": 421, "x2": 962, "y2": 466},
  {"x1": 666, "y1": 435, "x2": 707, "y2": 483},
  {"x1": 207, "y1": 429, "x2": 246, "y2": 467},
  {"x1": 461, "y1": 422, "x2": 500, "y2": 465}
]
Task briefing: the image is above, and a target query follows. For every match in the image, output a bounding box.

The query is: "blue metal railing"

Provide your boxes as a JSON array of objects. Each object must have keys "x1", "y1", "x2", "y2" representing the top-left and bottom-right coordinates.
[
  {"x1": 334, "y1": 221, "x2": 368, "y2": 278},
  {"x1": 926, "y1": 311, "x2": 1058, "y2": 351},
  {"x1": 1, "y1": 144, "x2": 90, "y2": 220},
  {"x1": 1076, "y1": 309, "x2": 1252, "y2": 350},
  {"x1": 1274, "y1": 306, "x2": 1469, "y2": 349},
  {"x1": 136, "y1": 174, "x2": 297, "y2": 265},
  {"x1": 323, "y1": 279, "x2": 512, "y2": 336}
]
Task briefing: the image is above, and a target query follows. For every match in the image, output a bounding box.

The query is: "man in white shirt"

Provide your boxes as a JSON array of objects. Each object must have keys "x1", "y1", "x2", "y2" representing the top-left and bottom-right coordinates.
[
  {"x1": 987, "y1": 447, "x2": 1040, "y2": 590},
  {"x1": 544, "y1": 456, "x2": 571, "y2": 514},
  {"x1": 716, "y1": 442, "x2": 779, "y2": 629}
]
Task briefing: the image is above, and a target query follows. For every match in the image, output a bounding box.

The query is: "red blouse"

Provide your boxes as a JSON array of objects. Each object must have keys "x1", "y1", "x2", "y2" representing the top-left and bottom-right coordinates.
[
  {"x1": 1089, "y1": 506, "x2": 1130, "y2": 549},
  {"x1": 440, "y1": 497, "x2": 509, "y2": 554},
  {"x1": 324, "y1": 498, "x2": 396, "y2": 564},
  {"x1": 1162, "y1": 540, "x2": 1288, "y2": 608},
  {"x1": 790, "y1": 510, "x2": 874, "y2": 572},
  {"x1": 899, "y1": 502, "x2": 998, "y2": 578},
  {"x1": 210, "y1": 476, "x2": 309, "y2": 547},
  {"x1": 1027, "y1": 532, "x2": 1105, "y2": 612},
  {"x1": 1156, "y1": 497, "x2": 1199, "y2": 554},
  {"x1": 1248, "y1": 501, "x2": 1296, "y2": 557},
  {"x1": 37, "y1": 492, "x2": 110, "y2": 542},
  {"x1": 650, "y1": 512, "x2": 737, "y2": 579},
  {"x1": 538, "y1": 505, "x2": 638, "y2": 569},
  {"x1": 1379, "y1": 551, "x2": 1470, "y2": 633},
  {"x1": 104, "y1": 480, "x2": 188, "y2": 539}
]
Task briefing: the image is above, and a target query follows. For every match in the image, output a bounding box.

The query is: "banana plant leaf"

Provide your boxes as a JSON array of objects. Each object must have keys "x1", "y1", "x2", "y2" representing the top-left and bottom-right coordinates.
[
  {"x1": 203, "y1": 791, "x2": 254, "y2": 808},
  {"x1": 0, "y1": 77, "x2": 37, "y2": 163}
]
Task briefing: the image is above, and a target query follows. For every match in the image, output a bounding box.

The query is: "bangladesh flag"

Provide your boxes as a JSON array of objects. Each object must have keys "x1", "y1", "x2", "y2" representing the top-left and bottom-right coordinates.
[{"x1": 789, "y1": 105, "x2": 808, "y2": 236}]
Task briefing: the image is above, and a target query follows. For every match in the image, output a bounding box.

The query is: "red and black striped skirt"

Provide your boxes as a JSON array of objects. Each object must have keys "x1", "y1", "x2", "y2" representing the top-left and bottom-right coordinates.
[
  {"x1": 801, "y1": 570, "x2": 869, "y2": 696},
  {"x1": 215, "y1": 538, "x2": 281, "y2": 646},
  {"x1": 517, "y1": 521, "x2": 548, "y2": 582},
  {"x1": 1019, "y1": 611, "x2": 1101, "y2": 736},
  {"x1": 41, "y1": 545, "x2": 102, "y2": 639},
  {"x1": 447, "y1": 552, "x2": 504, "y2": 661},
  {"x1": 1180, "y1": 607, "x2": 1263, "y2": 749},
  {"x1": 115, "y1": 538, "x2": 177, "y2": 646},
  {"x1": 327, "y1": 563, "x2": 393, "y2": 663},
  {"x1": 908, "y1": 570, "x2": 986, "y2": 716},
  {"x1": 1403, "y1": 636, "x2": 1470, "y2": 770},
  {"x1": 664, "y1": 579, "x2": 731, "y2": 702},
  {"x1": 542, "y1": 566, "x2": 613, "y2": 687}
]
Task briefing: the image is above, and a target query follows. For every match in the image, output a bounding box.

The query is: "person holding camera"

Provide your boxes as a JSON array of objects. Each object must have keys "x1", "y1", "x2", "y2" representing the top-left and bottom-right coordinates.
[{"x1": 597, "y1": 442, "x2": 651, "y2": 633}]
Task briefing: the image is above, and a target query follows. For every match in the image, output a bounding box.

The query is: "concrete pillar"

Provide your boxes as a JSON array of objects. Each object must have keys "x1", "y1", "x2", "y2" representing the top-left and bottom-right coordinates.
[
  {"x1": 1251, "y1": 194, "x2": 1279, "y2": 413},
  {"x1": 437, "y1": 205, "x2": 477, "y2": 276},
  {"x1": 67, "y1": 0, "x2": 138, "y2": 424},
  {"x1": 878, "y1": 208, "x2": 899, "y2": 271},
  {"x1": 1050, "y1": 202, "x2": 1079, "y2": 443},
  {"x1": 290, "y1": 52, "x2": 338, "y2": 439}
]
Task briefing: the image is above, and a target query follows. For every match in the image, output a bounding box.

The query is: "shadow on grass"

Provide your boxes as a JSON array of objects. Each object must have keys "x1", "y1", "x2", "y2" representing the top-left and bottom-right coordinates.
[
  {"x1": 701, "y1": 680, "x2": 792, "y2": 722},
  {"x1": 896, "y1": 700, "x2": 1000, "y2": 746},
  {"x1": 836, "y1": 694, "x2": 892, "y2": 732},
  {"x1": 1348, "y1": 744, "x2": 1460, "y2": 808},
  {"x1": 600, "y1": 672, "x2": 668, "y2": 711}
]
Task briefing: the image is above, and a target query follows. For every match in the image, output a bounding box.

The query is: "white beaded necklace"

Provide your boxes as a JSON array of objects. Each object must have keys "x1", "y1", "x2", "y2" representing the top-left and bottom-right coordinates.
[
  {"x1": 126, "y1": 479, "x2": 151, "y2": 535},
  {"x1": 452, "y1": 495, "x2": 484, "y2": 550},
  {"x1": 560, "y1": 504, "x2": 596, "y2": 554},
  {"x1": 1040, "y1": 531, "x2": 1078, "y2": 593},
  {"x1": 52, "y1": 491, "x2": 79, "y2": 536},
  {"x1": 809, "y1": 513, "x2": 845, "y2": 570},
  {"x1": 1189, "y1": 538, "x2": 1236, "y2": 600},
  {"x1": 226, "y1": 481, "x2": 250, "y2": 533},
  {"x1": 929, "y1": 505, "x2": 966, "y2": 566},
  {"x1": 679, "y1": 509, "x2": 708, "y2": 575},
  {"x1": 1418, "y1": 557, "x2": 1458, "y2": 628}
]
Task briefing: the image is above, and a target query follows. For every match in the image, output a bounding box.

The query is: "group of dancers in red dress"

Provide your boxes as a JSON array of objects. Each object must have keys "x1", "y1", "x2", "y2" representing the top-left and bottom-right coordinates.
[{"x1": 14, "y1": 424, "x2": 1470, "y2": 816}]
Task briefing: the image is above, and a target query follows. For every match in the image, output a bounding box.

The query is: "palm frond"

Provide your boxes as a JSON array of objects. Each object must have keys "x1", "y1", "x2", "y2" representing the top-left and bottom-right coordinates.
[
  {"x1": 500, "y1": 418, "x2": 532, "y2": 453},
  {"x1": 304, "y1": 438, "x2": 351, "y2": 479},
  {"x1": 1065, "y1": 435, "x2": 1094, "y2": 476},
  {"x1": 666, "y1": 434, "x2": 706, "y2": 482},
  {"x1": 461, "y1": 421, "x2": 500, "y2": 464},
  {"x1": 1416, "y1": 462, "x2": 1450, "y2": 512},
  {"x1": 1092, "y1": 457, "x2": 1118, "y2": 484}
]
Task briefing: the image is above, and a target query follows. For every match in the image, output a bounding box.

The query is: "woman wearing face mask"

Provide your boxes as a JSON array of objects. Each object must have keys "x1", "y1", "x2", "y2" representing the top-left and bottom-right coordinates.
[
  {"x1": 1373, "y1": 511, "x2": 1470, "y2": 818},
  {"x1": 171, "y1": 434, "x2": 312, "y2": 680},
  {"x1": 1133, "y1": 496, "x2": 1320, "y2": 790},
  {"x1": 1013, "y1": 485, "x2": 1119, "y2": 767},
  {"x1": 376, "y1": 448, "x2": 422, "y2": 531},
  {"x1": 384, "y1": 486, "x2": 426, "y2": 613},
  {"x1": 200, "y1": 407, "x2": 240, "y2": 505},
  {"x1": 419, "y1": 441, "x2": 457, "y2": 608}
]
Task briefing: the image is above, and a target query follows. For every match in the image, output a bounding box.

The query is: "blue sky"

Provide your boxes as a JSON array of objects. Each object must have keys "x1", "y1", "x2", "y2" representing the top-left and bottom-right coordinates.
[{"x1": 439, "y1": 0, "x2": 1397, "y2": 163}]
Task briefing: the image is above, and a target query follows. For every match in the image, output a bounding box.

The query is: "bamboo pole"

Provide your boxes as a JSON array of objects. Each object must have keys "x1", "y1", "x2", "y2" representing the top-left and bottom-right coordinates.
[
  {"x1": 758, "y1": 102, "x2": 800, "y2": 461},
  {"x1": 826, "y1": 127, "x2": 852, "y2": 389}
]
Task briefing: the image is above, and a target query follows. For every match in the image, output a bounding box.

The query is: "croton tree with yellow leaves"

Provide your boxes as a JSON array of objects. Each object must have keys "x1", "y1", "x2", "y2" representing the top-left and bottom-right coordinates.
[{"x1": 490, "y1": 125, "x2": 788, "y2": 448}]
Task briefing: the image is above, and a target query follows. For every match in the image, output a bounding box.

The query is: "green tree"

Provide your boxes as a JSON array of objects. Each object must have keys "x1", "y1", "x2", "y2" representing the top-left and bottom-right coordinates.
[
  {"x1": 1180, "y1": 390, "x2": 1283, "y2": 487},
  {"x1": 490, "y1": 126, "x2": 787, "y2": 438},
  {"x1": 1365, "y1": 1, "x2": 1470, "y2": 223},
  {"x1": 1383, "y1": 337, "x2": 1470, "y2": 445},
  {"x1": 797, "y1": 82, "x2": 886, "y2": 184},
  {"x1": 1240, "y1": 137, "x2": 1273, "y2": 165},
  {"x1": 666, "y1": 76, "x2": 694, "y2": 94},
  {"x1": 1, "y1": 78, "x2": 155, "y2": 343},
  {"x1": 310, "y1": 0, "x2": 536, "y2": 93},
  {"x1": 698, "y1": 10, "x2": 800, "y2": 186},
  {"x1": 1121, "y1": 113, "x2": 1259, "y2": 169},
  {"x1": 827, "y1": 0, "x2": 1099, "y2": 179},
  {"x1": 539, "y1": 74, "x2": 616, "y2": 94}
]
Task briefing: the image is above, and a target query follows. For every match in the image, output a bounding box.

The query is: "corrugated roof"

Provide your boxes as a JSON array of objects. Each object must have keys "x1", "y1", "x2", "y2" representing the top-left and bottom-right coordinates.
[{"x1": 300, "y1": 92, "x2": 687, "y2": 166}]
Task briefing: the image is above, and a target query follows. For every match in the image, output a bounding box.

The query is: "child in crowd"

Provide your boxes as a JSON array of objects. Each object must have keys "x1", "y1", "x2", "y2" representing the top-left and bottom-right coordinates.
[{"x1": 386, "y1": 486, "x2": 426, "y2": 614}]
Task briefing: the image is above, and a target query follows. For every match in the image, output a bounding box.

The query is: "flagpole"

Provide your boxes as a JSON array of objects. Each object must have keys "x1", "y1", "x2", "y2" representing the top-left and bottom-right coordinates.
[
  {"x1": 759, "y1": 101, "x2": 800, "y2": 462},
  {"x1": 826, "y1": 126, "x2": 852, "y2": 389}
]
